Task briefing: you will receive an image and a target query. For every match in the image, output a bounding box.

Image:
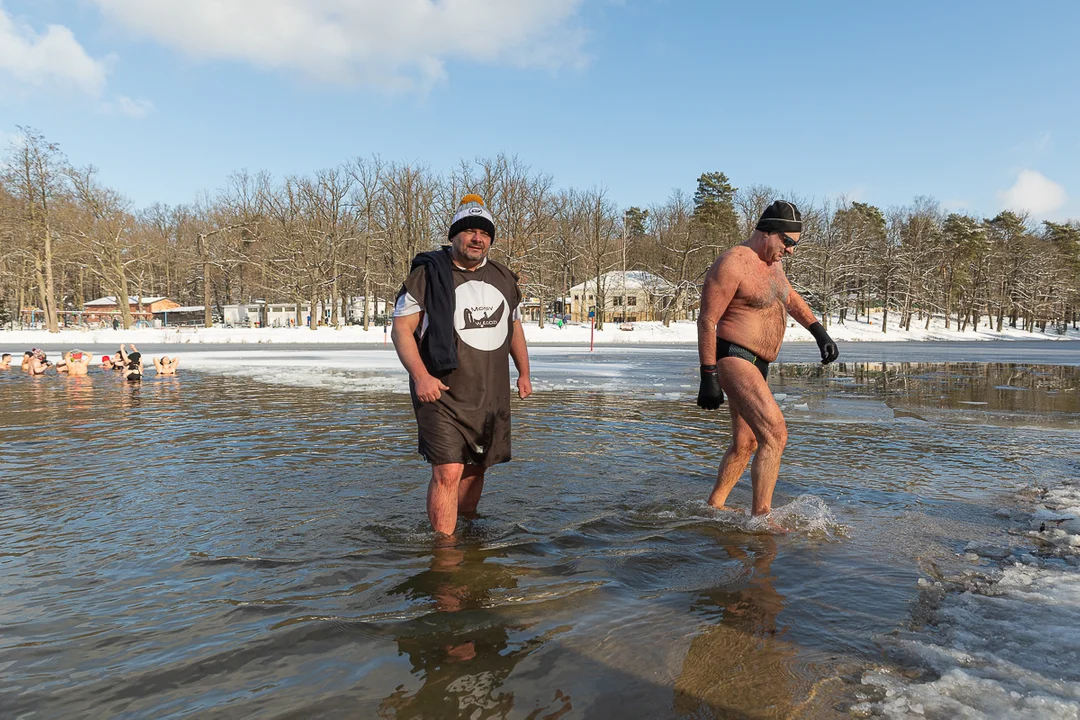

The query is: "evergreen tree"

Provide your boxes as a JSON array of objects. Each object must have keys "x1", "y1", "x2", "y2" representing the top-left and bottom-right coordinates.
[{"x1": 691, "y1": 172, "x2": 740, "y2": 249}]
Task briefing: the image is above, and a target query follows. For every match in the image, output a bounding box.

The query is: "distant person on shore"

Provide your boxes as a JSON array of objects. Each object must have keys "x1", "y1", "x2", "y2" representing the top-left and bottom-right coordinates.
[
  {"x1": 696, "y1": 201, "x2": 839, "y2": 517},
  {"x1": 154, "y1": 356, "x2": 180, "y2": 376},
  {"x1": 65, "y1": 350, "x2": 94, "y2": 377},
  {"x1": 392, "y1": 194, "x2": 533, "y2": 536},
  {"x1": 0, "y1": 353, "x2": 11, "y2": 369}
]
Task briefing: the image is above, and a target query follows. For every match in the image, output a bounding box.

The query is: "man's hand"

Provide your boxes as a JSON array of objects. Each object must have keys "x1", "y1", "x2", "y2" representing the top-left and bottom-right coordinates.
[
  {"x1": 696, "y1": 365, "x2": 724, "y2": 409},
  {"x1": 517, "y1": 375, "x2": 533, "y2": 399},
  {"x1": 808, "y1": 322, "x2": 839, "y2": 364},
  {"x1": 414, "y1": 373, "x2": 449, "y2": 403}
]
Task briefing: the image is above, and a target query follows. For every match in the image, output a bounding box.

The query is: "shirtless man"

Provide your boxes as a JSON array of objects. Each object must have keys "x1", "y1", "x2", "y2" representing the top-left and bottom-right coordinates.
[
  {"x1": 154, "y1": 356, "x2": 180, "y2": 376},
  {"x1": 696, "y1": 200, "x2": 838, "y2": 516},
  {"x1": 0, "y1": 353, "x2": 11, "y2": 369},
  {"x1": 66, "y1": 350, "x2": 94, "y2": 376},
  {"x1": 25, "y1": 349, "x2": 50, "y2": 375}
]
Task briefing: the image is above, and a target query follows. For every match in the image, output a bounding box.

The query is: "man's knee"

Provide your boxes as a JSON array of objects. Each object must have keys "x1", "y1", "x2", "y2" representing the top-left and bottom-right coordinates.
[
  {"x1": 730, "y1": 433, "x2": 758, "y2": 457},
  {"x1": 431, "y1": 464, "x2": 464, "y2": 488},
  {"x1": 756, "y1": 416, "x2": 787, "y2": 449}
]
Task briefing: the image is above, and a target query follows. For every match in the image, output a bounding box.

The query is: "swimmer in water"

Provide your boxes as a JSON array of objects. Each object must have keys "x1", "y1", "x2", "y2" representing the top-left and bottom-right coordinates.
[
  {"x1": 118, "y1": 344, "x2": 143, "y2": 381},
  {"x1": 66, "y1": 349, "x2": 94, "y2": 377},
  {"x1": 26, "y1": 349, "x2": 50, "y2": 375},
  {"x1": 154, "y1": 355, "x2": 180, "y2": 376},
  {"x1": 0, "y1": 353, "x2": 11, "y2": 369}
]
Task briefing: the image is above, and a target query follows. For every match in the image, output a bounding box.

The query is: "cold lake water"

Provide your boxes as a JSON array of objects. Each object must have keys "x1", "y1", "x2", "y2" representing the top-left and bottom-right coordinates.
[{"x1": 2, "y1": 342, "x2": 1079, "y2": 718}]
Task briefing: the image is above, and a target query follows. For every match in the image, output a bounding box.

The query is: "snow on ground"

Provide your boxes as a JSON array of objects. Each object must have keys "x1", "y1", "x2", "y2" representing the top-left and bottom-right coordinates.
[
  {"x1": 857, "y1": 459, "x2": 1080, "y2": 719},
  {"x1": 3, "y1": 311, "x2": 1079, "y2": 346}
]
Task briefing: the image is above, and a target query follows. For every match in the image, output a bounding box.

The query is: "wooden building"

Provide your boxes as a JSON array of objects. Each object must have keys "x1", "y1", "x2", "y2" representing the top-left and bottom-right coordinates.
[{"x1": 83, "y1": 296, "x2": 180, "y2": 324}]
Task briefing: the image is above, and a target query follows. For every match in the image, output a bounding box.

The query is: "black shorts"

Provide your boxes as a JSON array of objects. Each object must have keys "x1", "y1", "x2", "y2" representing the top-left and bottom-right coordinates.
[
  {"x1": 717, "y1": 337, "x2": 770, "y2": 380},
  {"x1": 413, "y1": 401, "x2": 511, "y2": 468}
]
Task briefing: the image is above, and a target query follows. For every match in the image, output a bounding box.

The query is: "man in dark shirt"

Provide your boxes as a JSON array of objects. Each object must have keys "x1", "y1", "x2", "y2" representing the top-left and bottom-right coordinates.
[{"x1": 392, "y1": 194, "x2": 533, "y2": 536}]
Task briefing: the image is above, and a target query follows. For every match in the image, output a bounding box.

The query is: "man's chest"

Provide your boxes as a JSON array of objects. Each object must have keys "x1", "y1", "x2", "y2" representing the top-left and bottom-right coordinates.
[{"x1": 735, "y1": 267, "x2": 788, "y2": 310}]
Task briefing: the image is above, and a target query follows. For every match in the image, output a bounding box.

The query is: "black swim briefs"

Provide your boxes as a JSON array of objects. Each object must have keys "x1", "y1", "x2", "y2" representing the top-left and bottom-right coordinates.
[{"x1": 717, "y1": 337, "x2": 770, "y2": 380}]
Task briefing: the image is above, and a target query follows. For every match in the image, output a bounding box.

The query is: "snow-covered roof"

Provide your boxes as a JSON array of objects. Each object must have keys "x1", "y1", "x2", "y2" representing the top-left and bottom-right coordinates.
[
  {"x1": 157, "y1": 306, "x2": 204, "y2": 313},
  {"x1": 85, "y1": 296, "x2": 168, "y2": 306},
  {"x1": 569, "y1": 271, "x2": 673, "y2": 293}
]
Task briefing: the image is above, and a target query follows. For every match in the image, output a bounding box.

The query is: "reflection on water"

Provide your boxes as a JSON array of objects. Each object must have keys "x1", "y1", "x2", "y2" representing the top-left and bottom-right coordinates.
[
  {"x1": 674, "y1": 536, "x2": 798, "y2": 717},
  {"x1": 1, "y1": 359, "x2": 1078, "y2": 718},
  {"x1": 378, "y1": 542, "x2": 562, "y2": 720}
]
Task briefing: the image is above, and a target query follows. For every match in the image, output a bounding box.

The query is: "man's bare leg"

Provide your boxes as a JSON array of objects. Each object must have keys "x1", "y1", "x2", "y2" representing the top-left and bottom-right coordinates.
[
  {"x1": 428, "y1": 463, "x2": 465, "y2": 535},
  {"x1": 457, "y1": 464, "x2": 486, "y2": 517},
  {"x1": 716, "y1": 358, "x2": 788, "y2": 516},
  {"x1": 708, "y1": 410, "x2": 757, "y2": 510}
]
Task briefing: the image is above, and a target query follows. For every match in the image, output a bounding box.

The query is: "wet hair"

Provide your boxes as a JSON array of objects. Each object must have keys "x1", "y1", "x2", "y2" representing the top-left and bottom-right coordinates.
[{"x1": 2, "y1": 353, "x2": 10, "y2": 360}]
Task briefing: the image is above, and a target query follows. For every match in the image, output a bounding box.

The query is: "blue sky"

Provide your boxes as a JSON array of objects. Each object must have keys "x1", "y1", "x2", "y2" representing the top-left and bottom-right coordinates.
[{"x1": 2, "y1": 0, "x2": 1077, "y2": 221}]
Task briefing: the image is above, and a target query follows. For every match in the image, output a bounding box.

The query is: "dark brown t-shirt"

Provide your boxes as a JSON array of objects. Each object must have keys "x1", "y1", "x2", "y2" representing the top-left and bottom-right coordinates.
[{"x1": 399, "y1": 259, "x2": 522, "y2": 466}]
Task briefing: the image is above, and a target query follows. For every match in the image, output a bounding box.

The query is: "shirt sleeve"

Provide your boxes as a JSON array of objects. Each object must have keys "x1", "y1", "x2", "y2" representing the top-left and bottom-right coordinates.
[
  {"x1": 394, "y1": 292, "x2": 421, "y2": 317},
  {"x1": 393, "y1": 266, "x2": 427, "y2": 317}
]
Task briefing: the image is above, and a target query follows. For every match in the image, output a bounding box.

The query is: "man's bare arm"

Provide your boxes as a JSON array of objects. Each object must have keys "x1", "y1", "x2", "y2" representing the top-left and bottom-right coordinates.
[
  {"x1": 509, "y1": 319, "x2": 532, "y2": 399},
  {"x1": 783, "y1": 283, "x2": 819, "y2": 328},
  {"x1": 391, "y1": 312, "x2": 449, "y2": 402},
  {"x1": 783, "y1": 276, "x2": 839, "y2": 363},
  {"x1": 391, "y1": 313, "x2": 429, "y2": 379},
  {"x1": 697, "y1": 255, "x2": 741, "y2": 366}
]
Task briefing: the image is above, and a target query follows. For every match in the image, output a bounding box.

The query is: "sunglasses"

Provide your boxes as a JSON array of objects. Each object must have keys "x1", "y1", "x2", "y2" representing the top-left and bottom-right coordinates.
[{"x1": 780, "y1": 232, "x2": 800, "y2": 248}]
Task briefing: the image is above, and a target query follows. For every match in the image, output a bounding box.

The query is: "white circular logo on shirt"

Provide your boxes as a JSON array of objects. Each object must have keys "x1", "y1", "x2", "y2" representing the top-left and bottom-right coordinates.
[{"x1": 455, "y1": 280, "x2": 509, "y2": 351}]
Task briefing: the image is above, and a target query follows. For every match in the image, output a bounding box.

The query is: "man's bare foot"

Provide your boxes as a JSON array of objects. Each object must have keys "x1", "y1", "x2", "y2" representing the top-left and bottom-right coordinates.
[{"x1": 749, "y1": 513, "x2": 792, "y2": 534}]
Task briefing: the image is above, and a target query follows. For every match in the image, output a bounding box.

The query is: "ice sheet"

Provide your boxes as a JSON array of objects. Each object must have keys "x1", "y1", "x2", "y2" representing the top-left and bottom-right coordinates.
[{"x1": 858, "y1": 469, "x2": 1080, "y2": 718}]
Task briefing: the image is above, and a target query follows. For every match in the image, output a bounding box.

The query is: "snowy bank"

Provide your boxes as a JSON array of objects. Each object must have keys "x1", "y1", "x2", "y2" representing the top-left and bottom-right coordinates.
[
  {"x1": 3, "y1": 311, "x2": 1078, "y2": 346},
  {"x1": 857, "y1": 456, "x2": 1080, "y2": 719}
]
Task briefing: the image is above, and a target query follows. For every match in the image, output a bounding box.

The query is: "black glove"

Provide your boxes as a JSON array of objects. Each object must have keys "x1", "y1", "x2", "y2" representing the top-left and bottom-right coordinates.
[
  {"x1": 808, "y1": 322, "x2": 839, "y2": 364},
  {"x1": 696, "y1": 365, "x2": 724, "y2": 409}
]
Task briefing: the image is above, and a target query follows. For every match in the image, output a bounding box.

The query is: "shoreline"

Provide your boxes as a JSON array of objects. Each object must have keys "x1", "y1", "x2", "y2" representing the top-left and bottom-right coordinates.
[{"x1": 3, "y1": 314, "x2": 1079, "y2": 346}]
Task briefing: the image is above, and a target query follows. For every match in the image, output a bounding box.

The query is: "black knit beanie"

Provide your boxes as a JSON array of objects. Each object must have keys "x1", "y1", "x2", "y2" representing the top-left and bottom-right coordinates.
[
  {"x1": 755, "y1": 200, "x2": 802, "y2": 234},
  {"x1": 448, "y1": 194, "x2": 496, "y2": 242}
]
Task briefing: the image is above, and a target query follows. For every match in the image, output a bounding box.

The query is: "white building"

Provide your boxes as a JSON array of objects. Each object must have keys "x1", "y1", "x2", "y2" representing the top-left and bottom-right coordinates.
[
  {"x1": 223, "y1": 297, "x2": 391, "y2": 328},
  {"x1": 569, "y1": 271, "x2": 683, "y2": 322}
]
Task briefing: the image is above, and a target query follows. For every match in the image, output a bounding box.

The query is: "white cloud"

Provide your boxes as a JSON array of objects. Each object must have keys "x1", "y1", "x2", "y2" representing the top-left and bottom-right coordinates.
[
  {"x1": 997, "y1": 170, "x2": 1068, "y2": 216},
  {"x1": 91, "y1": 0, "x2": 588, "y2": 90},
  {"x1": 0, "y1": 3, "x2": 109, "y2": 95},
  {"x1": 108, "y1": 95, "x2": 155, "y2": 118},
  {"x1": 1012, "y1": 130, "x2": 1052, "y2": 156}
]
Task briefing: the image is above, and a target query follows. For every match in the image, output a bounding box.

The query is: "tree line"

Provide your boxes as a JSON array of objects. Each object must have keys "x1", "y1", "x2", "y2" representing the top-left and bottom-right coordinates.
[{"x1": 2, "y1": 127, "x2": 1078, "y2": 334}]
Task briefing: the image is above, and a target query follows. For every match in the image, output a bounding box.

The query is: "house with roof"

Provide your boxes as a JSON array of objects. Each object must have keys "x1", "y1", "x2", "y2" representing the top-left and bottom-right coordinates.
[
  {"x1": 83, "y1": 296, "x2": 180, "y2": 324},
  {"x1": 569, "y1": 271, "x2": 688, "y2": 322}
]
